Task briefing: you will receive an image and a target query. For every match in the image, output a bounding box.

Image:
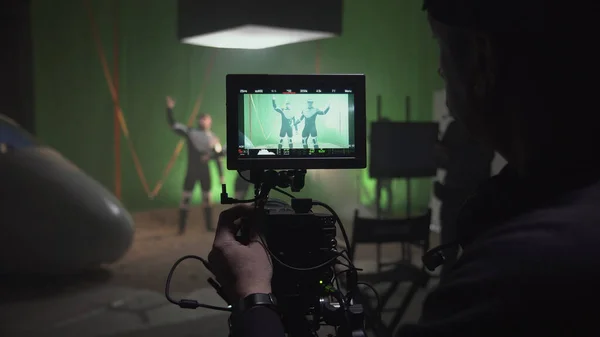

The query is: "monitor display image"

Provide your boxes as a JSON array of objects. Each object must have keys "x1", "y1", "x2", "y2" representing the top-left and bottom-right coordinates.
[
  {"x1": 226, "y1": 74, "x2": 366, "y2": 170},
  {"x1": 240, "y1": 93, "x2": 354, "y2": 156}
]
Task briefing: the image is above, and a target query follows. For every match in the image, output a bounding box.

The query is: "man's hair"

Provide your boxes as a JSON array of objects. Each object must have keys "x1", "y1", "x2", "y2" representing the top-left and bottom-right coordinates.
[
  {"x1": 198, "y1": 113, "x2": 211, "y2": 120},
  {"x1": 425, "y1": 0, "x2": 545, "y2": 101},
  {"x1": 424, "y1": 1, "x2": 597, "y2": 159}
]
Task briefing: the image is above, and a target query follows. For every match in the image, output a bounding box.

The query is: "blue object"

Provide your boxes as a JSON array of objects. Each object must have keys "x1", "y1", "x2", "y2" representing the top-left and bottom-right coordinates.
[{"x1": 0, "y1": 117, "x2": 38, "y2": 148}]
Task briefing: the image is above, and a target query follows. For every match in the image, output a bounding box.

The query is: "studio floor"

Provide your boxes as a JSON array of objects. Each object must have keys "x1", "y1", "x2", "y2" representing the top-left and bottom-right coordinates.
[{"x1": 0, "y1": 204, "x2": 439, "y2": 337}]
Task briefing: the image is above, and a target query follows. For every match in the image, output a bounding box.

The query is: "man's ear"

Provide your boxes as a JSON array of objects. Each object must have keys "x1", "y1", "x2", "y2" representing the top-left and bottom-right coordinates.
[{"x1": 472, "y1": 33, "x2": 496, "y2": 97}]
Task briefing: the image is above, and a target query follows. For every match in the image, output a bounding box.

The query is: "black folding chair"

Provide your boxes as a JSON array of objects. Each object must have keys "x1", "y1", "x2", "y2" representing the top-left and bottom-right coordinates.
[{"x1": 349, "y1": 209, "x2": 431, "y2": 337}]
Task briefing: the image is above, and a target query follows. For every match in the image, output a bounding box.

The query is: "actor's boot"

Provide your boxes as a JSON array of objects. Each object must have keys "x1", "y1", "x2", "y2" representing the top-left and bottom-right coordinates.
[
  {"x1": 204, "y1": 207, "x2": 214, "y2": 232},
  {"x1": 178, "y1": 209, "x2": 189, "y2": 235}
]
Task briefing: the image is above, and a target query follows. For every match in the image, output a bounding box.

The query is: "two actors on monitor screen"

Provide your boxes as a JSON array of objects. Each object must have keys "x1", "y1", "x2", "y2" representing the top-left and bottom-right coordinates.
[
  {"x1": 166, "y1": 96, "x2": 224, "y2": 234},
  {"x1": 272, "y1": 96, "x2": 331, "y2": 150}
]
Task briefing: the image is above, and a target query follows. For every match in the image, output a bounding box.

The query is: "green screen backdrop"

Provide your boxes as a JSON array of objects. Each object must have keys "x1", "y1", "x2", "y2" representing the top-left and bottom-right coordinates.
[{"x1": 31, "y1": 0, "x2": 442, "y2": 216}]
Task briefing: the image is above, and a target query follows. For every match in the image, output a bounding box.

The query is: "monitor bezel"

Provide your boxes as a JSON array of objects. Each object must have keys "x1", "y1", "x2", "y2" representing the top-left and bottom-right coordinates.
[{"x1": 226, "y1": 74, "x2": 367, "y2": 170}]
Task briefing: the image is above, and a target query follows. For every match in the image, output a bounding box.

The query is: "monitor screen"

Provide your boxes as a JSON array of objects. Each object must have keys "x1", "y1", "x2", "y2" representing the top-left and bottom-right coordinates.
[{"x1": 226, "y1": 75, "x2": 366, "y2": 170}]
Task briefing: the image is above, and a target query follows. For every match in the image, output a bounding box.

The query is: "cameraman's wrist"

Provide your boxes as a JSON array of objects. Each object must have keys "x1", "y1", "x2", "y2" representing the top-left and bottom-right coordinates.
[
  {"x1": 237, "y1": 286, "x2": 272, "y2": 301},
  {"x1": 229, "y1": 294, "x2": 281, "y2": 336}
]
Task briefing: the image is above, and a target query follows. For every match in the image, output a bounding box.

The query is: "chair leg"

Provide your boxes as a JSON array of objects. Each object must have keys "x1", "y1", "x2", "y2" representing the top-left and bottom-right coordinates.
[
  {"x1": 379, "y1": 281, "x2": 400, "y2": 310},
  {"x1": 356, "y1": 289, "x2": 393, "y2": 337},
  {"x1": 377, "y1": 244, "x2": 382, "y2": 273},
  {"x1": 387, "y1": 281, "x2": 421, "y2": 334}
]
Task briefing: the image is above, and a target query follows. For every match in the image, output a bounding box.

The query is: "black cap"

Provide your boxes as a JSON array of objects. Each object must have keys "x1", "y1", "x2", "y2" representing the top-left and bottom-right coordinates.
[{"x1": 423, "y1": 0, "x2": 543, "y2": 32}]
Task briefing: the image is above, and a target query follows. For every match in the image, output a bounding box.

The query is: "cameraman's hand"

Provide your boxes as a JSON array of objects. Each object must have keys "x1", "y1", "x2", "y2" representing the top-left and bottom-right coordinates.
[{"x1": 208, "y1": 205, "x2": 272, "y2": 303}]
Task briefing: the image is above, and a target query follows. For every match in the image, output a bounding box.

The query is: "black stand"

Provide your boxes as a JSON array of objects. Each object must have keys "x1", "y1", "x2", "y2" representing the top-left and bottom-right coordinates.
[{"x1": 373, "y1": 96, "x2": 415, "y2": 264}]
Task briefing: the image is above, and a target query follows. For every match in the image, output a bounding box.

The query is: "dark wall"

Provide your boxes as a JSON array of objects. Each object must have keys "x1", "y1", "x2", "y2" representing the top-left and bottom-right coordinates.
[
  {"x1": 31, "y1": 0, "x2": 442, "y2": 214},
  {"x1": 1, "y1": 0, "x2": 35, "y2": 133}
]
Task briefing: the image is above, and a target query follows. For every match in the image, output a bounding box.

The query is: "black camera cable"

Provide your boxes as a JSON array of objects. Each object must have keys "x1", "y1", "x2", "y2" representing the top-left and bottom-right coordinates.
[{"x1": 164, "y1": 255, "x2": 232, "y2": 312}]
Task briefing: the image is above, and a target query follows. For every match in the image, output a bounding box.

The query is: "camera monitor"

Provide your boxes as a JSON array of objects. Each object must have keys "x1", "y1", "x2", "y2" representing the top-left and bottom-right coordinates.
[{"x1": 226, "y1": 74, "x2": 366, "y2": 170}]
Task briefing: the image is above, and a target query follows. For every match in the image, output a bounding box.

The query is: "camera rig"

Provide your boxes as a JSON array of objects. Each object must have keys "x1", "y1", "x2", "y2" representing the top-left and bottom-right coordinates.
[
  {"x1": 163, "y1": 169, "x2": 371, "y2": 337},
  {"x1": 220, "y1": 169, "x2": 368, "y2": 337},
  {"x1": 164, "y1": 73, "x2": 371, "y2": 336}
]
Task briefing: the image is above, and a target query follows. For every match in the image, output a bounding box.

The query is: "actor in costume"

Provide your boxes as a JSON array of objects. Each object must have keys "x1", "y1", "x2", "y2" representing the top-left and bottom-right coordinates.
[
  {"x1": 271, "y1": 96, "x2": 298, "y2": 150},
  {"x1": 295, "y1": 99, "x2": 331, "y2": 149},
  {"x1": 166, "y1": 96, "x2": 224, "y2": 234}
]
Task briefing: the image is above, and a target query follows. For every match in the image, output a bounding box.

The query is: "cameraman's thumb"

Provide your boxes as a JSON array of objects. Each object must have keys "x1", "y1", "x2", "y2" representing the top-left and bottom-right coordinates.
[{"x1": 214, "y1": 204, "x2": 255, "y2": 245}]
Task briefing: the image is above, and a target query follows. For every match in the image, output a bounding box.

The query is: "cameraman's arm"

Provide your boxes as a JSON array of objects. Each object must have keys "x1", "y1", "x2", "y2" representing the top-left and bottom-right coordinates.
[{"x1": 232, "y1": 307, "x2": 285, "y2": 337}]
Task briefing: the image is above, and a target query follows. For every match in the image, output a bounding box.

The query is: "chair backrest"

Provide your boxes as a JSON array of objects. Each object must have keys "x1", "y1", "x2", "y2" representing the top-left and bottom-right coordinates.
[{"x1": 350, "y1": 209, "x2": 431, "y2": 258}]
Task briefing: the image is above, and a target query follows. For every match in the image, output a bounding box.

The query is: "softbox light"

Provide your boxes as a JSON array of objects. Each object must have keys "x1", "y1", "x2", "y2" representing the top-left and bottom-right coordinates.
[{"x1": 177, "y1": 0, "x2": 343, "y2": 50}]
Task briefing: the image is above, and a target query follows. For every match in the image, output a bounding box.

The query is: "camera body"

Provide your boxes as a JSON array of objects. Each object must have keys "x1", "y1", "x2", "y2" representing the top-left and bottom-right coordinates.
[
  {"x1": 257, "y1": 198, "x2": 342, "y2": 335},
  {"x1": 261, "y1": 199, "x2": 337, "y2": 305}
]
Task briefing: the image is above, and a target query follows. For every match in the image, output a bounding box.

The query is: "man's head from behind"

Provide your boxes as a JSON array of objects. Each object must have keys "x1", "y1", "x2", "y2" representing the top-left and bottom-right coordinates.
[
  {"x1": 198, "y1": 114, "x2": 212, "y2": 130},
  {"x1": 425, "y1": 0, "x2": 547, "y2": 167},
  {"x1": 307, "y1": 99, "x2": 314, "y2": 108}
]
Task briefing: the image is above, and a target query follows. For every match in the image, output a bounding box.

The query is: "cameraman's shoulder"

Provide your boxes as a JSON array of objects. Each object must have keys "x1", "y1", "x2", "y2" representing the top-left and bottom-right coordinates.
[{"x1": 464, "y1": 185, "x2": 600, "y2": 279}]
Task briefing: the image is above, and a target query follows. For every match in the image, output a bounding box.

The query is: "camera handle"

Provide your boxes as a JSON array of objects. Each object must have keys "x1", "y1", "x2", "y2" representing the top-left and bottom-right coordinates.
[
  {"x1": 250, "y1": 169, "x2": 307, "y2": 197},
  {"x1": 221, "y1": 169, "x2": 307, "y2": 206}
]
